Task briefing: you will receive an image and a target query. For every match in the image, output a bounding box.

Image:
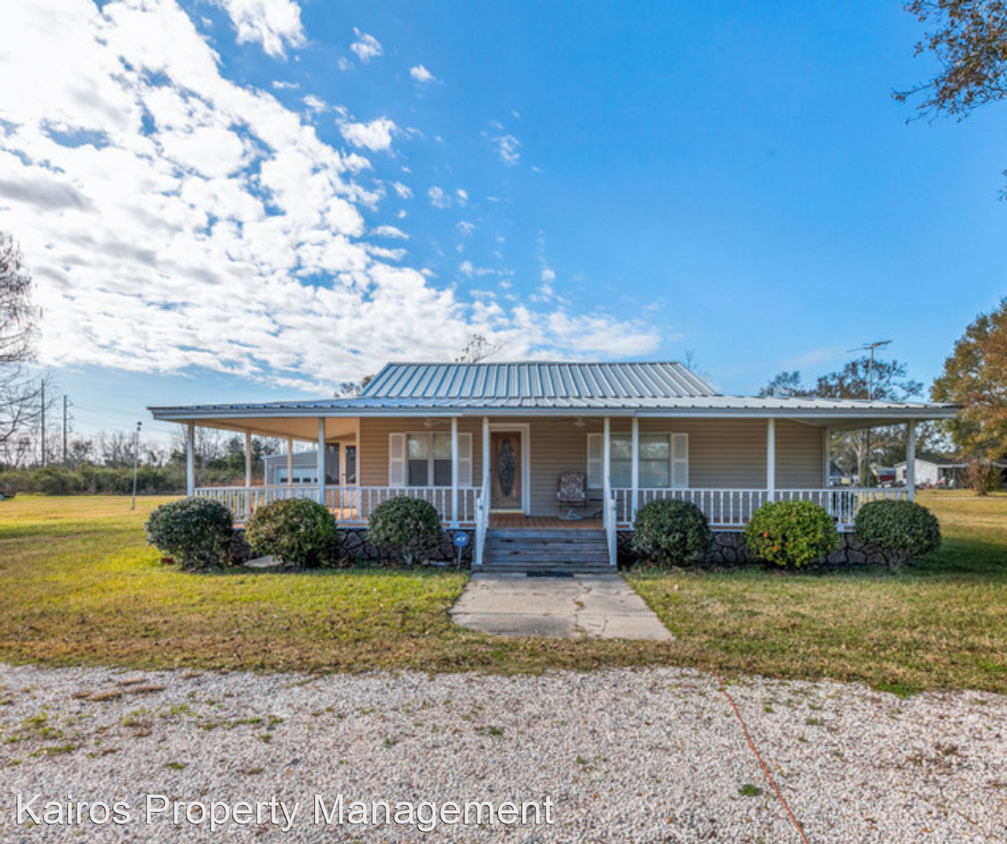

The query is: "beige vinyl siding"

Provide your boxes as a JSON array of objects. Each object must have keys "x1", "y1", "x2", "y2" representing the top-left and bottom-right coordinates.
[{"x1": 358, "y1": 416, "x2": 824, "y2": 516}]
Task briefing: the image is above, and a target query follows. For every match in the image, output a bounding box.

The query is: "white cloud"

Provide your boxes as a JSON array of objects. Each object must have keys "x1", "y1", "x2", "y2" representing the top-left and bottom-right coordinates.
[
  {"x1": 271, "y1": 80, "x2": 299, "y2": 90},
  {"x1": 428, "y1": 186, "x2": 450, "y2": 208},
  {"x1": 350, "y1": 28, "x2": 382, "y2": 63},
  {"x1": 410, "y1": 64, "x2": 435, "y2": 83},
  {"x1": 456, "y1": 220, "x2": 475, "y2": 236},
  {"x1": 541, "y1": 267, "x2": 555, "y2": 282},
  {"x1": 493, "y1": 133, "x2": 521, "y2": 166},
  {"x1": 0, "y1": 0, "x2": 660, "y2": 391},
  {"x1": 390, "y1": 181, "x2": 412, "y2": 199},
  {"x1": 303, "y1": 94, "x2": 327, "y2": 113},
  {"x1": 372, "y1": 225, "x2": 408, "y2": 239},
  {"x1": 338, "y1": 117, "x2": 396, "y2": 152},
  {"x1": 215, "y1": 0, "x2": 305, "y2": 58}
]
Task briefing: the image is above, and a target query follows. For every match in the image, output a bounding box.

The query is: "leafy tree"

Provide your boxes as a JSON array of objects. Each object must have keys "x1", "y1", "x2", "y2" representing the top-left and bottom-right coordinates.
[
  {"x1": 757, "y1": 371, "x2": 812, "y2": 399},
  {"x1": 896, "y1": 0, "x2": 1007, "y2": 193},
  {"x1": 0, "y1": 233, "x2": 45, "y2": 449},
  {"x1": 932, "y1": 298, "x2": 1007, "y2": 458}
]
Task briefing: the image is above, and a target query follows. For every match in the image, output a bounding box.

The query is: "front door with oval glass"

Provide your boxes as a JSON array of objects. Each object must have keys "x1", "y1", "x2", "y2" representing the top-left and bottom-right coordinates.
[{"x1": 490, "y1": 431, "x2": 523, "y2": 511}]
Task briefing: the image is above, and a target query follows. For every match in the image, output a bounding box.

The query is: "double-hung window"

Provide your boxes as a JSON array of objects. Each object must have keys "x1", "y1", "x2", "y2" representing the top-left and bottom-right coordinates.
[
  {"x1": 407, "y1": 433, "x2": 452, "y2": 487},
  {"x1": 588, "y1": 432, "x2": 688, "y2": 488}
]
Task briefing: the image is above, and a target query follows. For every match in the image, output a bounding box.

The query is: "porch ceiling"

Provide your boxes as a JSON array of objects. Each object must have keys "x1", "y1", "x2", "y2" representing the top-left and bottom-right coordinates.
[{"x1": 162, "y1": 415, "x2": 358, "y2": 442}]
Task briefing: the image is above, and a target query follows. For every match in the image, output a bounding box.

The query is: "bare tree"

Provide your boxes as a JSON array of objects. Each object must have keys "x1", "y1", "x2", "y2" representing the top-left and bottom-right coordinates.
[
  {"x1": 456, "y1": 334, "x2": 502, "y2": 363},
  {"x1": 0, "y1": 233, "x2": 44, "y2": 449}
]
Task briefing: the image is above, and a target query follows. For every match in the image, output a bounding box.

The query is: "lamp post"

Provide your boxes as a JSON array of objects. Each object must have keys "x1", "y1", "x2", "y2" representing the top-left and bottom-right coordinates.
[
  {"x1": 848, "y1": 340, "x2": 891, "y2": 487},
  {"x1": 131, "y1": 421, "x2": 142, "y2": 511}
]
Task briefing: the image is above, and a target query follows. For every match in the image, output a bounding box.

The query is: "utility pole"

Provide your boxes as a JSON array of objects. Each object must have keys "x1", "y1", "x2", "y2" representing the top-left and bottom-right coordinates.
[
  {"x1": 131, "y1": 421, "x2": 142, "y2": 511},
  {"x1": 62, "y1": 395, "x2": 68, "y2": 465},
  {"x1": 40, "y1": 380, "x2": 46, "y2": 467},
  {"x1": 848, "y1": 340, "x2": 892, "y2": 487}
]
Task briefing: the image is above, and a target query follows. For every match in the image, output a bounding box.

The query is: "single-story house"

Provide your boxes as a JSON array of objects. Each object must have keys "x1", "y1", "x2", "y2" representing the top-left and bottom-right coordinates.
[
  {"x1": 261, "y1": 446, "x2": 354, "y2": 486},
  {"x1": 150, "y1": 360, "x2": 957, "y2": 569},
  {"x1": 894, "y1": 457, "x2": 1007, "y2": 488}
]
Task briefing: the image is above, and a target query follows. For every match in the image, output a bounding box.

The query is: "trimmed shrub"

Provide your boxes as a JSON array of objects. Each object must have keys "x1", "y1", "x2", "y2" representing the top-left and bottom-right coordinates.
[
  {"x1": 632, "y1": 499, "x2": 711, "y2": 565},
  {"x1": 854, "y1": 498, "x2": 941, "y2": 571},
  {"x1": 145, "y1": 497, "x2": 234, "y2": 571},
  {"x1": 744, "y1": 500, "x2": 839, "y2": 569},
  {"x1": 245, "y1": 498, "x2": 338, "y2": 569},
  {"x1": 367, "y1": 496, "x2": 442, "y2": 566}
]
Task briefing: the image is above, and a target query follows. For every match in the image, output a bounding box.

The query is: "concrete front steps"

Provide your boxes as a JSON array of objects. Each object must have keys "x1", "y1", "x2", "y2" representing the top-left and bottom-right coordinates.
[{"x1": 479, "y1": 528, "x2": 613, "y2": 574}]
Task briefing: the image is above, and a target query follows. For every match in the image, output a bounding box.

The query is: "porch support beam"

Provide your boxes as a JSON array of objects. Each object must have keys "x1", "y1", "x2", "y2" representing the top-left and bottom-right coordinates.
[
  {"x1": 603, "y1": 416, "x2": 612, "y2": 520},
  {"x1": 244, "y1": 431, "x2": 253, "y2": 490},
  {"x1": 631, "y1": 416, "x2": 640, "y2": 522},
  {"x1": 450, "y1": 416, "x2": 459, "y2": 528},
  {"x1": 338, "y1": 442, "x2": 347, "y2": 487},
  {"x1": 907, "y1": 420, "x2": 917, "y2": 502},
  {"x1": 317, "y1": 418, "x2": 326, "y2": 507},
  {"x1": 286, "y1": 438, "x2": 294, "y2": 487},
  {"x1": 185, "y1": 422, "x2": 195, "y2": 497},
  {"x1": 823, "y1": 427, "x2": 830, "y2": 487},
  {"x1": 482, "y1": 417, "x2": 490, "y2": 494},
  {"x1": 766, "y1": 418, "x2": 776, "y2": 502}
]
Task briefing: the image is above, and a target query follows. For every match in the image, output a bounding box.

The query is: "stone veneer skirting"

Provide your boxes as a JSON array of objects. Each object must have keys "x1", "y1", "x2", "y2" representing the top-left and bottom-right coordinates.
[{"x1": 335, "y1": 528, "x2": 473, "y2": 566}]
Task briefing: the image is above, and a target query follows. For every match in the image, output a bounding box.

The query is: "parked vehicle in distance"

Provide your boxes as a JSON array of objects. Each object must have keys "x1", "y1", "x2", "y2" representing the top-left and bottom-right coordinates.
[{"x1": 0, "y1": 488, "x2": 16, "y2": 501}]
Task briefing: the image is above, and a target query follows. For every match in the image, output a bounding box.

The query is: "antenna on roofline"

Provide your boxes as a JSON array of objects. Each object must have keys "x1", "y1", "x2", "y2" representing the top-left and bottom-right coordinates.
[{"x1": 846, "y1": 340, "x2": 892, "y2": 488}]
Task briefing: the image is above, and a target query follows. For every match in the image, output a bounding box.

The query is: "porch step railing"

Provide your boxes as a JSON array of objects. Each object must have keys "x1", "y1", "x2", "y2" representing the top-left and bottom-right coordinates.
[{"x1": 613, "y1": 487, "x2": 908, "y2": 530}]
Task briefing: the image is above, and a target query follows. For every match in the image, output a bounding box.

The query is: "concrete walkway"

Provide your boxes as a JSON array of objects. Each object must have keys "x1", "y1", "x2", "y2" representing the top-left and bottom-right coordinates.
[{"x1": 450, "y1": 573, "x2": 673, "y2": 640}]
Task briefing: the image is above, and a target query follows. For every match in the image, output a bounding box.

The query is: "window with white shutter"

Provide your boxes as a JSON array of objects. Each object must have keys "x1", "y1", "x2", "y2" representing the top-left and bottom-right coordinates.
[
  {"x1": 457, "y1": 432, "x2": 473, "y2": 487},
  {"x1": 587, "y1": 433, "x2": 603, "y2": 488},
  {"x1": 389, "y1": 433, "x2": 406, "y2": 487},
  {"x1": 671, "y1": 433, "x2": 689, "y2": 488}
]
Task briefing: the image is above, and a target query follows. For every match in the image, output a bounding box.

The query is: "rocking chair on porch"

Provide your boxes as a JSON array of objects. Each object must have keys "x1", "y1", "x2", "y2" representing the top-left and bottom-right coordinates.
[{"x1": 556, "y1": 472, "x2": 587, "y2": 520}]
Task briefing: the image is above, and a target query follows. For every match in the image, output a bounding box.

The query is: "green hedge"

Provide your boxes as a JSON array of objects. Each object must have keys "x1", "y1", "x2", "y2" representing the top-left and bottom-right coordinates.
[
  {"x1": 854, "y1": 498, "x2": 941, "y2": 571},
  {"x1": 744, "y1": 500, "x2": 839, "y2": 568},
  {"x1": 245, "y1": 498, "x2": 339, "y2": 569},
  {"x1": 367, "y1": 497, "x2": 442, "y2": 566},
  {"x1": 632, "y1": 499, "x2": 711, "y2": 565},
  {"x1": 145, "y1": 497, "x2": 234, "y2": 571}
]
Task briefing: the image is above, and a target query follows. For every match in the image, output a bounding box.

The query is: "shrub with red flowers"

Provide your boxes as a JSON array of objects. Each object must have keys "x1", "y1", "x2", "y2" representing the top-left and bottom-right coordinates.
[{"x1": 744, "y1": 500, "x2": 839, "y2": 569}]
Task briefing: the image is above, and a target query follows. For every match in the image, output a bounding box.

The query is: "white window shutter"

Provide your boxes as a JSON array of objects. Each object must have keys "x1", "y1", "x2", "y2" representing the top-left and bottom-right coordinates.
[
  {"x1": 587, "y1": 433, "x2": 603, "y2": 488},
  {"x1": 672, "y1": 433, "x2": 689, "y2": 488},
  {"x1": 389, "y1": 433, "x2": 407, "y2": 487},
  {"x1": 458, "y1": 433, "x2": 473, "y2": 486}
]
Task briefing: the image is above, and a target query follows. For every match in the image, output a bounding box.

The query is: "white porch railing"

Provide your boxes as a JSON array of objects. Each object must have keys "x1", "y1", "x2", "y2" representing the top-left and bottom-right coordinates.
[
  {"x1": 603, "y1": 484, "x2": 617, "y2": 567},
  {"x1": 195, "y1": 484, "x2": 320, "y2": 522},
  {"x1": 613, "y1": 487, "x2": 908, "y2": 531},
  {"x1": 195, "y1": 485, "x2": 481, "y2": 526},
  {"x1": 473, "y1": 475, "x2": 491, "y2": 569}
]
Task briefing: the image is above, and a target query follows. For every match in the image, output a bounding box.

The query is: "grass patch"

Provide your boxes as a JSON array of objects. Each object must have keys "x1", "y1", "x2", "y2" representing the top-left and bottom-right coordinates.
[
  {"x1": 3, "y1": 492, "x2": 1007, "y2": 692},
  {"x1": 628, "y1": 491, "x2": 1007, "y2": 694},
  {"x1": 0, "y1": 496, "x2": 677, "y2": 674}
]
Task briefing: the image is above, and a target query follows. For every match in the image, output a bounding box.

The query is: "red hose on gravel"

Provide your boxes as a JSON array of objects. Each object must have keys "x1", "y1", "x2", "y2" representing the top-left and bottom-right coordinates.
[{"x1": 715, "y1": 673, "x2": 811, "y2": 844}]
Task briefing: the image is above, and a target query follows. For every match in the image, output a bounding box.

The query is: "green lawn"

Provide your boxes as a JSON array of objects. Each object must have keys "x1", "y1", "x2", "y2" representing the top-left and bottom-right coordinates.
[
  {"x1": 0, "y1": 495, "x2": 672, "y2": 673},
  {"x1": 628, "y1": 490, "x2": 1007, "y2": 695},
  {"x1": 2, "y1": 492, "x2": 1007, "y2": 692}
]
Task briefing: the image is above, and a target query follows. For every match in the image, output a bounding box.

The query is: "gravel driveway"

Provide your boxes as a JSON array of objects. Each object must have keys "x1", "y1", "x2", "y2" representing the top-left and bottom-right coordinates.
[{"x1": 0, "y1": 662, "x2": 1004, "y2": 842}]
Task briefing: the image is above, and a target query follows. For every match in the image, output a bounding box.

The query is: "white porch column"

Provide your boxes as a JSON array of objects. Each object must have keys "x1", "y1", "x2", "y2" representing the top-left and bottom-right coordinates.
[
  {"x1": 603, "y1": 417, "x2": 612, "y2": 526},
  {"x1": 338, "y1": 442, "x2": 347, "y2": 487},
  {"x1": 317, "y1": 418, "x2": 326, "y2": 507},
  {"x1": 185, "y1": 422, "x2": 195, "y2": 496},
  {"x1": 631, "y1": 416, "x2": 640, "y2": 522},
  {"x1": 286, "y1": 438, "x2": 294, "y2": 488},
  {"x1": 244, "y1": 431, "x2": 253, "y2": 489},
  {"x1": 823, "y1": 427, "x2": 830, "y2": 487},
  {"x1": 481, "y1": 416, "x2": 490, "y2": 493},
  {"x1": 907, "y1": 420, "x2": 917, "y2": 502},
  {"x1": 766, "y1": 418, "x2": 776, "y2": 502},
  {"x1": 450, "y1": 417, "x2": 459, "y2": 528}
]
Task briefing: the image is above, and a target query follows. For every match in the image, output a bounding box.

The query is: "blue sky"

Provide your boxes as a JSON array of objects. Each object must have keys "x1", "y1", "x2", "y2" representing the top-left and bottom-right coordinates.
[{"x1": 1, "y1": 0, "x2": 1005, "y2": 441}]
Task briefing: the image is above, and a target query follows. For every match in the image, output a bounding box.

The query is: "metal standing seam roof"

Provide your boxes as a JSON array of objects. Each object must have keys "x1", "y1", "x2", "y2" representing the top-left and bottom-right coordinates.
[
  {"x1": 362, "y1": 361, "x2": 717, "y2": 400},
  {"x1": 148, "y1": 361, "x2": 959, "y2": 420}
]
